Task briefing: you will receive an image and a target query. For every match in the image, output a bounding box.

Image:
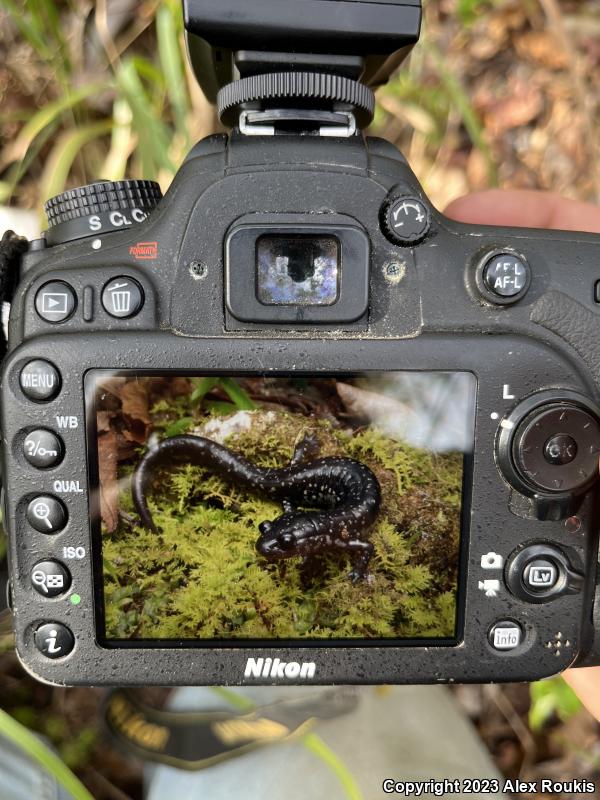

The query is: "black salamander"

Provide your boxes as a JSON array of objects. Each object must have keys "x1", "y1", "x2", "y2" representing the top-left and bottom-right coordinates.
[{"x1": 131, "y1": 434, "x2": 381, "y2": 582}]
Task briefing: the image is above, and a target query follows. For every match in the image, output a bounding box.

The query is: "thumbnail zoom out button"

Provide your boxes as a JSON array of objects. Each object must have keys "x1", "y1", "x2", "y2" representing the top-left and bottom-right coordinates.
[
  {"x1": 34, "y1": 622, "x2": 74, "y2": 659},
  {"x1": 23, "y1": 429, "x2": 64, "y2": 469},
  {"x1": 19, "y1": 360, "x2": 61, "y2": 402},
  {"x1": 34, "y1": 281, "x2": 77, "y2": 323},
  {"x1": 31, "y1": 560, "x2": 71, "y2": 598},
  {"x1": 26, "y1": 495, "x2": 68, "y2": 533},
  {"x1": 488, "y1": 621, "x2": 523, "y2": 652}
]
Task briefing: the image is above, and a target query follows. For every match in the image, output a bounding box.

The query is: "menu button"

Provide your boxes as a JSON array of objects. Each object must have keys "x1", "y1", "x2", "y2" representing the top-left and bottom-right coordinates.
[{"x1": 19, "y1": 360, "x2": 61, "y2": 402}]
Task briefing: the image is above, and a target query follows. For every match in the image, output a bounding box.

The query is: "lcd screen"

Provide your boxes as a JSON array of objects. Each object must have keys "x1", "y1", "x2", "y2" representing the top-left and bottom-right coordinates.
[{"x1": 87, "y1": 372, "x2": 475, "y2": 644}]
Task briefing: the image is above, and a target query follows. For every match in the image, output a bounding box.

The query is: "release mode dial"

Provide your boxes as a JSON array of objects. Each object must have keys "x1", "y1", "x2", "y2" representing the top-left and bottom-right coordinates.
[
  {"x1": 497, "y1": 391, "x2": 600, "y2": 507},
  {"x1": 44, "y1": 180, "x2": 162, "y2": 246}
]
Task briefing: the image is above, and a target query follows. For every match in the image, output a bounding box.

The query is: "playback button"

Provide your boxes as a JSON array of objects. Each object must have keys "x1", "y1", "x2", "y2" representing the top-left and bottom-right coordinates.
[
  {"x1": 26, "y1": 496, "x2": 67, "y2": 534},
  {"x1": 35, "y1": 281, "x2": 77, "y2": 323}
]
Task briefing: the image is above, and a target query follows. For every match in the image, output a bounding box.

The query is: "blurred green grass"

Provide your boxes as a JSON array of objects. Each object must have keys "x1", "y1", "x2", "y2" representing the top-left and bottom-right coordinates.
[{"x1": 0, "y1": 0, "x2": 498, "y2": 219}]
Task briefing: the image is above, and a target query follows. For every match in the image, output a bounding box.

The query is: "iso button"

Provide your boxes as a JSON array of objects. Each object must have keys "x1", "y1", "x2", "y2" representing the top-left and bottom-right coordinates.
[
  {"x1": 102, "y1": 277, "x2": 144, "y2": 319},
  {"x1": 31, "y1": 560, "x2": 71, "y2": 598},
  {"x1": 23, "y1": 430, "x2": 64, "y2": 469},
  {"x1": 481, "y1": 252, "x2": 531, "y2": 304},
  {"x1": 19, "y1": 360, "x2": 61, "y2": 402}
]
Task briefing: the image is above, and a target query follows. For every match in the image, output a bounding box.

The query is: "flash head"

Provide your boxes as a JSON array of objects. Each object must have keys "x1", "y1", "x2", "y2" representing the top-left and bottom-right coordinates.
[{"x1": 183, "y1": 0, "x2": 422, "y2": 127}]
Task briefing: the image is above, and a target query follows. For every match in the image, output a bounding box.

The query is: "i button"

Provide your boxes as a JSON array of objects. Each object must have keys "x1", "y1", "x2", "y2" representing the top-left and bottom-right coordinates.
[{"x1": 34, "y1": 622, "x2": 74, "y2": 659}]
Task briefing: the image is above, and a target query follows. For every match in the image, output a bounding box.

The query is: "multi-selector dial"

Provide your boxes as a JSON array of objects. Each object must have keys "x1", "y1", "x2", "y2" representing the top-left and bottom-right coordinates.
[
  {"x1": 44, "y1": 180, "x2": 162, "y2": 246},
  {"x1": 497, "y1": 391, "x2": 600, "y2": 519}
]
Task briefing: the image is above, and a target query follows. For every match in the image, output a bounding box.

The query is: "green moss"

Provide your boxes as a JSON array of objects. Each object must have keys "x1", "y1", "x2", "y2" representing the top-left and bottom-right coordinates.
[{"x1": 103, "y1": 407, "x2": 463, "y2": 641}]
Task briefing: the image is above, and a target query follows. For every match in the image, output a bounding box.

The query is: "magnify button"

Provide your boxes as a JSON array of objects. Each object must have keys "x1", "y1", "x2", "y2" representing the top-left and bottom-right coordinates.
[{"x1": 26, "y1": 496, "x2": 67, "y2": 534}]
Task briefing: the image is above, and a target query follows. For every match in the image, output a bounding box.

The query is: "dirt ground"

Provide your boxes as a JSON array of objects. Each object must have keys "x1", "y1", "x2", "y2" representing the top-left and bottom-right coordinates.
[{"x1": 1, "y1": 1, "x2": 600, "y2": 798}]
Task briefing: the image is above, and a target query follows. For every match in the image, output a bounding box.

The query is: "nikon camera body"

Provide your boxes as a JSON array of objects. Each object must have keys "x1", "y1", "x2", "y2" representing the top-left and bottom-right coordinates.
[{"x1": 3, "y1": 0, "x2": 600, "y2": 687}]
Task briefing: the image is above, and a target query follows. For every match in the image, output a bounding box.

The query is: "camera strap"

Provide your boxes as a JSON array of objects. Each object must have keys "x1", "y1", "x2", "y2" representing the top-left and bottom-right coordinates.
[
  {"x1": 104, "y1": 687, "x2": 360, "y2": 770},
  {"x1": 0, "y1": 230, "x2": 27, "y2": 359}
]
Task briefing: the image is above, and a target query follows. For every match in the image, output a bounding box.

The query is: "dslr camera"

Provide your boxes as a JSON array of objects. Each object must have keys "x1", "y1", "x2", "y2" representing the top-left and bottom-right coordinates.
[{"x1": 3, "y1": 0, "x2": 600, "y2": 687}]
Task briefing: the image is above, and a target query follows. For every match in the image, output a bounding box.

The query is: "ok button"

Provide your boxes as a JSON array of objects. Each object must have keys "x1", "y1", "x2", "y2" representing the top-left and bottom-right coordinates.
[{"x1": 544, "y1": 434, "x2": 578, "y2": 466}]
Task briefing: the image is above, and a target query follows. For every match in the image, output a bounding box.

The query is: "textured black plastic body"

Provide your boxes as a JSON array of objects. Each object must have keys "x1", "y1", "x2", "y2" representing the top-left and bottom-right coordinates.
[
  {"x1": 183, "y1": 0, "x2": 421, "y2": 55},
  {"x1": 3, "y1": 132, "x2": 600, "y2": 686},
  {"x1": 183, "y1": 0, "x2": 422, "y2": 103}
]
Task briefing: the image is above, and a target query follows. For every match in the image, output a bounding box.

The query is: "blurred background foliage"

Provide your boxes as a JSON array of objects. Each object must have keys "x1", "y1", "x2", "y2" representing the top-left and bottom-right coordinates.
[
  {"x1": 1, "y1": 0, "x2": 600, "y2": 797},
  {"x1": 1, "y1": 0, "x2": 599, "y2": 223}
]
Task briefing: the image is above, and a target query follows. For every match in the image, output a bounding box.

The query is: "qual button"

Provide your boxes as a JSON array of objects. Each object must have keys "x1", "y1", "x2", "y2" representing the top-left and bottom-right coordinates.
[
  {"x1": 19, "y1": 360, "x2": 61, "y2": 402},
  {"x1": 23, "y1": 429, "x2": 64, "y2": 469},
  {"x1": 26, "y1": 495, "x2": 68, "y2": 534},
  {"x1": 101, "y1": 277, "x2": 144, "y2": 319}
]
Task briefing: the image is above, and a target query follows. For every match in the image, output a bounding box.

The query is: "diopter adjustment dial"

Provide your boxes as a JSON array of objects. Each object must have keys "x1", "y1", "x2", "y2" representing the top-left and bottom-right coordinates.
[
  {"x1": 381, "y1": 194, "x2": 431, "y2": 246},
  {"x1": 44, "y1": 180, "x2": 162, "y2": 246}
]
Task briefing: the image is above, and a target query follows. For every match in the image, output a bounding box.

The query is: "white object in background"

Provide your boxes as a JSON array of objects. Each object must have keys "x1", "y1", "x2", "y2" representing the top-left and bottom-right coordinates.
[
  {"x1": 0, "y1": 207, "x2": 40, "y2": 342},
  {"x1": 0, "y1": 206, "x2": 40, "y2": 240}
]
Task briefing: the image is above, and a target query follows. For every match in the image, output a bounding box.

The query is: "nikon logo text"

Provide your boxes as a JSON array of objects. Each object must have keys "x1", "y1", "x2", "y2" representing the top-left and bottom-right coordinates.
[{"x1": 244, "y1": 657, "x2": 316, "y2": 680}]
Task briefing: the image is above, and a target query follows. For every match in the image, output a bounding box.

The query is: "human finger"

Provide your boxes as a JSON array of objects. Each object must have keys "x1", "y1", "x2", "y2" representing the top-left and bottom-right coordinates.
[{"x1": 444, "y1": 190, "x2": 600, "y2": 233}]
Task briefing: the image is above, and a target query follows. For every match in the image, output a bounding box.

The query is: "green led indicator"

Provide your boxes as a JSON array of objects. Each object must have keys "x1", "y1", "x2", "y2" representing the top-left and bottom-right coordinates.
[{"x1": 70, "y1": 594, "x2": 82, "y2": 606}]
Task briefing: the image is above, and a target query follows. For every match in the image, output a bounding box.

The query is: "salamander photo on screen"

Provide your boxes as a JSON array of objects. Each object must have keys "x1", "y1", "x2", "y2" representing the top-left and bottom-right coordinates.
[{"x1": 87, "y1": 372, "x2": 475, "y2": 644}]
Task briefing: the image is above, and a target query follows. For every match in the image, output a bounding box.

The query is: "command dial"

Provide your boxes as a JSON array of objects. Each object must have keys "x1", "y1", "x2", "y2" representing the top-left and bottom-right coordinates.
[{"x1": 44, "y1": 180, "x2": 162, "y2": 246}]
